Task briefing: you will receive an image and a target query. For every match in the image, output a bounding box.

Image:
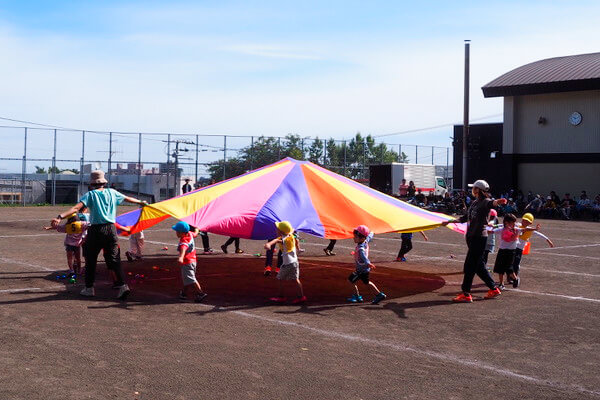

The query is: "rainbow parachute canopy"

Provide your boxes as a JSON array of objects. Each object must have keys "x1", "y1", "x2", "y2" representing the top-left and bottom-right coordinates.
[{"x1": 116, "y1": 158, "x2": 453, "y2": 239}]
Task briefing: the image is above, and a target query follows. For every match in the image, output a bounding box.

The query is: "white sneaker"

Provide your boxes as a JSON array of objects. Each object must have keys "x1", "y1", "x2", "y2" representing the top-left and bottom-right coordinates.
[
  {"x1": 80, "y1": 287, "x2": 95, "y2": 297},
  {"x1": 116, "y1": 284, "x2": 130, "y2": 300}
]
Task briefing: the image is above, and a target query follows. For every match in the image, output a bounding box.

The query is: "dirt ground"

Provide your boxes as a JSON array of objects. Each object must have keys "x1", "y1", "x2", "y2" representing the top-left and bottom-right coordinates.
[{"x1": 1, "y1": 206, "x2": 599, "y2": 399}]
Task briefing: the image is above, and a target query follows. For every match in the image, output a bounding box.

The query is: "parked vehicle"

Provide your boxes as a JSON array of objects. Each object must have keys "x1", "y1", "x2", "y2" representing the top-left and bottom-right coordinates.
[{"x1": 369, "y1": 163, "x2": 448, "y2": 196}]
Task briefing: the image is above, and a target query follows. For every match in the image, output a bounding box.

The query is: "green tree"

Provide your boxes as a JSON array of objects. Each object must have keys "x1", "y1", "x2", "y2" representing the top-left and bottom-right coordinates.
[
  {"x1": 34, "y1": 165, "x2": 46, "y2": 174},
  {"x1": 307, "y1": 138, "x2": 323, "y2": 165}
]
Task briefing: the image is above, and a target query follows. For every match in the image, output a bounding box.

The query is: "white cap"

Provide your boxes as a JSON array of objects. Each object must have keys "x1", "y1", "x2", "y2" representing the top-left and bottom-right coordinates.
[{"x1": 468, "y1": 179, "x2": 490, "y2": 191}]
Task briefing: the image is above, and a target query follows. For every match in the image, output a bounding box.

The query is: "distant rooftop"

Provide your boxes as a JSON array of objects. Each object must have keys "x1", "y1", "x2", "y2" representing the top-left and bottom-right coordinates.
[{"x1": 482, "y1": 52, "x2": 600, "y2": 97}]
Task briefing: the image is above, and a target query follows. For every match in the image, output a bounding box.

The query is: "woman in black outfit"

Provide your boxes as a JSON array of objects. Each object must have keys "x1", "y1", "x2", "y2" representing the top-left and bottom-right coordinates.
[{"x1": 442, "y1": 180, "x2": 507, "y2": 303}]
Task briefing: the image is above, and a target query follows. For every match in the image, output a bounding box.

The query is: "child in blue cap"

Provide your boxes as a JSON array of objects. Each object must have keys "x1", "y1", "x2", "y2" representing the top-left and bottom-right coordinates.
[{"x1": 172, "y1": 221, "x2": 207, "y2": 303}]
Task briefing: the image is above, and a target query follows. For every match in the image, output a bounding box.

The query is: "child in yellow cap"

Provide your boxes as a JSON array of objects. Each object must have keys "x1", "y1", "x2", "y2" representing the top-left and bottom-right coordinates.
[
  {"x1": 510, "y1": 213, "x2": 554, "y2": 286},
  {"x1": 44, "y1": 213, "x2": 90, "y2": 277},
  {"x1": 264, "y1": 221, "x2": 306, "y2": 304}
]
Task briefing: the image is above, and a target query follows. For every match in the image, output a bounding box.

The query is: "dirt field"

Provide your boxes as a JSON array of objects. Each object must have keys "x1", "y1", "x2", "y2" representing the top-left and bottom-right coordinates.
[{"x1": 1, "y1": 206, "x2": 599, "y2": 399}]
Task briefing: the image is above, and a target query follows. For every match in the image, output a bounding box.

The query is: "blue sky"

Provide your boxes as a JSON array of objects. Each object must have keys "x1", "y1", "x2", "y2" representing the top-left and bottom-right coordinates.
[{"x1": 1, "y1": 0, "x2": 600, "y2": 160}]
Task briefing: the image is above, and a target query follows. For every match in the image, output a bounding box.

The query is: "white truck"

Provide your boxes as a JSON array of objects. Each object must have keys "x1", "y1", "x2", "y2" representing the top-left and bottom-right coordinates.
[{"x1": 369, "y1": 163, "x2": 448, "y2": 197}]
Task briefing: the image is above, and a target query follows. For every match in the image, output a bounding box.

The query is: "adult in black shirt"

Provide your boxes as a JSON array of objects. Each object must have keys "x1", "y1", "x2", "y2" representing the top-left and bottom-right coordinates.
[
  {"x1": 442, "y1": 180, "x2": 507, "y2": 302},
  {"x1": 182, "y1": 179, "x2": 192, "y2": 194},
  {"x1": 407, "y1": 181, "x2": 416, "y2": 198}
]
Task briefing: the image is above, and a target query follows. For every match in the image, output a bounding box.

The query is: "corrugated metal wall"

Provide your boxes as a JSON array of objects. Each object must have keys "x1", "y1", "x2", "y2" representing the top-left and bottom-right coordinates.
[
  {"x1": 510, "y1": 90, "x2": 600, "y2": 154},
  {"x1": 518, "y1": 163, "x2": 600, "y2": 196}
]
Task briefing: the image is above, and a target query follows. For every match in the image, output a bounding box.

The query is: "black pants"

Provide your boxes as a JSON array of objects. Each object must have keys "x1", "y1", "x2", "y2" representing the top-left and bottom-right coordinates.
[
  {"x1": 265, "y1": 240, "x2": 283, "y2": 268},
  {"x1": 325, "y1": 240, "x2": 337, "y2": 251},
  {"x1": 200, "y1": 231, "x2": 210, "y2": 251},
  {"x1": 512, "y1": 248, "x2": 523, "y2": 275},
  {"x1": 397, "y1": 238, "x2": 413, "y2": 258},
  {"x1": 461, "y1": 236, "x2": 496, "y2": 293},
  {"x1": 482, "y1": 250, "x2": 490, "y2": 265},
  {"x1": 223, "y1": 237, "x2": 240, "y2": 250},
  {"x1": 84, "y1": 224, "x2": 125, "y2": 288}
]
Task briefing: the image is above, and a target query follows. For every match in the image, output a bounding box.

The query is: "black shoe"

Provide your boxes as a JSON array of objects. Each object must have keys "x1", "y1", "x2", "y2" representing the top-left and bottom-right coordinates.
[
  {"x1": 195, "y1": 292, "x2": 208, "y2": 303},
  {"x1": 221, "y1": 245, "x2": 228, "y2": 254},
  {"x1": 125, "y1": 251, "x2": 134, "y2": 262},
  {"x1": 179, "y1": 290, "x2": 188, "y2": 301},
  {"x1": 513, "y1": 277, "x2": 520, "y2": 288}
]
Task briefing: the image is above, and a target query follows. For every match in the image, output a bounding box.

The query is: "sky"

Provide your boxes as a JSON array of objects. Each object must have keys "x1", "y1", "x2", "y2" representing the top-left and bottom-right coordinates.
[{"x1": 1, "y1": 0, "x2": 600, "y2": 165}]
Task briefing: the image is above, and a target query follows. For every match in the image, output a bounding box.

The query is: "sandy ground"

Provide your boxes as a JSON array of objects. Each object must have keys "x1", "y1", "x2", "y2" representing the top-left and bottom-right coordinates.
[{"x1": 0, "y1": 206, "x2": 599, "y2": 399}]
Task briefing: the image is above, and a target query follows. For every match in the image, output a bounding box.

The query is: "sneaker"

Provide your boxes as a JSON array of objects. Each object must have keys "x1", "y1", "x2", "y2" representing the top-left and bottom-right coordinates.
[
  {"x1": 275, "y1": 267, "x2": 280, "y2": 273},
  {"x1": 178, "y1": 290, "x2": 187, "y2": 301},
  {"x1": 323, "y1": 249, "x2": 331, "y2": 256},
  {"x1": 235, "y1": 249, "x2": 244, "y2": 254},
  {"x1": 329, "y1": 251, "x2": 336, "y2": 256},
  {"x1": 80, "y1": 287, "x2": 95, "y2": 297},
  {"x1": 346, "y1": 294, "x2": 363, "y2": 303},
  {"x1": 452, "y1": 293, "x2": 473, "y2": 303},
  {"x1": 202, "y1": 249, "x2": 214, "y2": 255},
  {"x1": 372, "y1": 292, "x2": 387, "y2": 304},
  {"x1": 498, "y1": 284, "x2": 506, "y2": 291},
  {"x1": 513, "y1": 277, "x2": 520, "y2": 288},
  {"x1": 116, "y1": 284, "x2": 130, "y2": 300},
  {"x1": 125, "y1": 251, "x2": 134, "y2": 262},
  {"x1": 220, "y1": 245, "x2": 228, "y2": 254},
  {"x1": 484, "y1": 287, "x2": 501, "y2": 299},
  {"x1": 194, "y1": 292, "x2": 208, "y2": 303},
  {"x1": 269, "y1": 296, "x2": 286, "y2": 303},
  {"x1": 506, "y1": 277, "x2": 515, "y2": 285},
  {"x1": 395, "y1": 257, "x2": 406, "y2": 262},
  {"x1": 263, "y1": 266, "x2": 272, "y2": 276},
  {"x1": 291, "y1": 296, "x2": 307, "y2": 304}
]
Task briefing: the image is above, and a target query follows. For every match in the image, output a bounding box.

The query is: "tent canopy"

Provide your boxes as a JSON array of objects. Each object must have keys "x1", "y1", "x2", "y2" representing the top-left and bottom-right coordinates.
[{"x1": 116, "y1": 158, "x2": 453, "y2": 239}]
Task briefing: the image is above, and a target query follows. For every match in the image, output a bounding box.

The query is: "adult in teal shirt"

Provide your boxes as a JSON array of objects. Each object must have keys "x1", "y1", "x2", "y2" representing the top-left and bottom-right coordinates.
[{"x1": 51, "y1": 170, "x2": 147, "y2": 300}]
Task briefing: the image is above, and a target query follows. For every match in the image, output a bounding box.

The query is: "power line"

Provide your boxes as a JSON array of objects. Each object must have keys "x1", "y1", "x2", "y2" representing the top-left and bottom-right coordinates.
[{"x1": 372, "y1": 113, "x2": 502, "y2": 138}]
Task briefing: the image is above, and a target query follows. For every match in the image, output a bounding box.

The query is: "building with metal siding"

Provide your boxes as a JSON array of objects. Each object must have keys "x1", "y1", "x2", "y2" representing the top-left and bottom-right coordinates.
[{"x1": 479, "y1": 52, "x2": 600, "y2": 197}]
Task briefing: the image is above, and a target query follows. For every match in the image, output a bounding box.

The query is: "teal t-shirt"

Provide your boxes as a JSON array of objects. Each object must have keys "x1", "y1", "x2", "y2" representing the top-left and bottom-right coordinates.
[{"x1": 79, "y1": 188, "x2": 126, "y2": 225}]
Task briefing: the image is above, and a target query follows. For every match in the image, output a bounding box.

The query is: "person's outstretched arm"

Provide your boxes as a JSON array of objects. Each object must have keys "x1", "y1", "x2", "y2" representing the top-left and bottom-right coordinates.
[{"x1": 50, "y1": 202, "x2": 85, "y2": 228}]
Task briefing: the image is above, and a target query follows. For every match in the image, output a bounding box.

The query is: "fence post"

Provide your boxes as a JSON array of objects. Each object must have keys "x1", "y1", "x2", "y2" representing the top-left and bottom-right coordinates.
[
  {"x1": 167, "y1": 134, "x2": 171, "y2": 199},
  {"x1": 398, "y1": 144, "x2": 402, "y2": 163},
  {"x1": 108, "y1": 132, "x2": 113, "y2": 185},
  {"x1": 343, "y1": 140, "x2": 347, "y2": 176},
  {"x1": 323, "y1": 139, "x2": 326, "y2": 166},
  {"x1": 137, "y1": 133, "x2": 142, "y2": 197},
  {"x1": 250, "y1": 136, "x2": 254, "y2": 170},
  {"x1": 278, "y1": 137, "x2": 281, "y2": 160},
  {"x1": 52, "y1": 129, "x2": 57, "y2": 206},
  {"x1": 223, "y1": 135, "x2": 227, "y2": 181},
  {"x1": 21, "y1": 128, "x2": 27, "y2": 206},
  {"x1": 415, "y1": 145, "x2": 418, "y2": 164},
  {"x1": 363, "y1": 139, "x2": 367, "y2": 180},
  {"x1": 195, "y1": 134, "x2": 199, "y2": 185},
  {"x1": 446, "y1": 147, "x2": 450, "y2": 184},
  {"x1": 79, "y1": 130, "x2": 85, "y2": 198},
  {"x1": 431, "y1": 146, "x2": 434, "y2": 165}
]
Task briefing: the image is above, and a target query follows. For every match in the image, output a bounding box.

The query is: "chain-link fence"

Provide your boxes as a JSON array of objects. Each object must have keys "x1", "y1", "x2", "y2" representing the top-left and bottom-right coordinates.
[{"x1": 0, "y1": 126, "x2": 452, "y2": 205}]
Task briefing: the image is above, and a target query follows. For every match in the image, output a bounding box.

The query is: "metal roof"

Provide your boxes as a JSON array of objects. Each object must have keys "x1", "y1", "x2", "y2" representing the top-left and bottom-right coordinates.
[{"x1": 482, "y1": 52, "x2": 600, "y2": 97}]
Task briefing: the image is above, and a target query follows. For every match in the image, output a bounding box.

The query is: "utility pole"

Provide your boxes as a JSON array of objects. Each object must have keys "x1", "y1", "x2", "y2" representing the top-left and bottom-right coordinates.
[
  {"x1": 463, "y1": 40, "x2": 470, "y2": 190},
  {"x1": 163, "y1": 138, "x2": 195, "y2": 197}
]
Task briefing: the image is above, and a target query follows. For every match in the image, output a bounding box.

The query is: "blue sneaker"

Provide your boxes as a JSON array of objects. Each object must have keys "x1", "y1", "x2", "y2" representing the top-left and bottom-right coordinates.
[
  {"x1": 372, "y1": 292, "x2": 387, "y2": 304},
  {"x1": 346, "y1": 294, "x2": 363, "y2": 303}
]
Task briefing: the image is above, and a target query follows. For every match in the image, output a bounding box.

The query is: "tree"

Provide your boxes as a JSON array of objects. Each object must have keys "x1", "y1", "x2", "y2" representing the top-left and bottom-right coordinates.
[
  {"x1": 34, "y1": 165, "x2": 46, "y2": 174},
  {"x1": 307, "y1": 138, "x2": 323, "y2": 165}
]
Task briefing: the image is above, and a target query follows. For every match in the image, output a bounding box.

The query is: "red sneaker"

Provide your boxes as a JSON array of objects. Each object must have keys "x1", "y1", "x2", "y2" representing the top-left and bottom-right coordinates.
[
  {"x1": 263, "y1": 266, "x2": 272, "y2": 276},
  {"x1": 485, "y1": 287, "x2": 502, "y2": 299},
  {"x1": 291, "y1": 296, "x2": 307, "y2": 304},
  {"x1": 275, "y1": 267, "x2": 280, "y2": 273},
  {"x1": 452, "y1": 293, "x2": 473, "y2": 303},
  {"x1": 269, "y1": 296, "x2": 286, "y2": 303}
]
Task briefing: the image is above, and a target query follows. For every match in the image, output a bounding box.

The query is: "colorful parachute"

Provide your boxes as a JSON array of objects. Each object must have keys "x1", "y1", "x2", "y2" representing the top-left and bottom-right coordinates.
[{"x1": 116, "y1": 158, "x2": 454, "y2": 239}]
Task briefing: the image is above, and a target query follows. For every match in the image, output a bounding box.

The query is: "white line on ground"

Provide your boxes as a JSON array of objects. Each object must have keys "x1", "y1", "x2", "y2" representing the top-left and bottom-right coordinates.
[
  {"x1": 526, "y1": 267, "x2": 600, "y2": 278},
  {"x1": 0, "y1": 256, "x2": 61, "y2": 272},
  {"x1": 0, "y1": 233, "x2": 55, "y2": 238},
  {"x1": 0, "y1": 218, "x2": 49, "y2": 223},
  {"x1": 510, "y1": 288, "x2": 600, "y2": 303},
  {"x1": 131, "y1": 285, "x2": 600, "y2": 397},
  {"x1": 0, "y1": 287, "x2": 41, "y2": 293},
  {"x1": 225, "y1": 308, "x2": 600, "y2": 397},
  {"x1": 536, "y1": 243, "x2": 600, "y2": 251}
]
